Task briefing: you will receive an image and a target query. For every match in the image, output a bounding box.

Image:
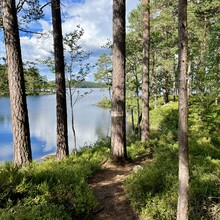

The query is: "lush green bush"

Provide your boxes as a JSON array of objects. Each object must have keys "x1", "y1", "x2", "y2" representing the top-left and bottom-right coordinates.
[
  {"x1": 97, "y1": 98, "x2": 111, "y2": 108},
  {"x1": 126, "y1": 138, "x2": 178, "y2": 219},
  {"x1": 0, "y1": 140, "x2": 110, "y2": 220},
  {"x1": 126, "y1": 139, "x2": 155, "y2": 161},
  {"x1": 125, "y1": 100, "x2": 220, "y2": 220}
]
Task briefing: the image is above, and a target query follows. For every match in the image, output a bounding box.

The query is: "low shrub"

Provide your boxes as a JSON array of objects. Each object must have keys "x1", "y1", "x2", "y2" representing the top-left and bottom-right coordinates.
[
  {"x1": 0, "y1": 140, "x2": 109, "y2": 219},
  {"x1": 127, "y1": 140, "x2": 152, "y2": 161}
]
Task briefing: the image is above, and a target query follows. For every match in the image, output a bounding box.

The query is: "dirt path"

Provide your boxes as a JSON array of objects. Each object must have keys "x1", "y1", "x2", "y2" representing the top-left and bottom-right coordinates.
[{"x1": 90, "y1": 155, "x2": 148, "y2": 220}]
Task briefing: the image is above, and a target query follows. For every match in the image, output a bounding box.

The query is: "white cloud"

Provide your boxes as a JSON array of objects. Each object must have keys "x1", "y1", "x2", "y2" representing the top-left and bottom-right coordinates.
[
  {"x1": 61, "y1": 0, "x2": 112, "y2": 51},
  {"x1": 20, "y1": 36, "x2": 52, "y2": 61},
  {"x1": 1, "y1": 0, "x2": 140, "y2": 80},
  {"x1": 62, "y1": 0, "x2": 140, "y2": 51},
  {"x1": 38, "y1": 19, "x2": 51, "y2": 32}
]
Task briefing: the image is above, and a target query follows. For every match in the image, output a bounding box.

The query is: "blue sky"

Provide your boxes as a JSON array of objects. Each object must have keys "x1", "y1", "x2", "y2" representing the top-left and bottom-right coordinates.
[{"x1": 0, "y1": 0, "x2": 140, "y2": 81}]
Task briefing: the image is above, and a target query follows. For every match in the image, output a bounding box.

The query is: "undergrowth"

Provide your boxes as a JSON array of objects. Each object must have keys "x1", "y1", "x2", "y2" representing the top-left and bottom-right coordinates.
[
  {"x1": 0, "y1": 139, "x2": 109, "y2": 220},
  {"x1": 125, "y1": 99, "x2": 220, "y2": 219}
]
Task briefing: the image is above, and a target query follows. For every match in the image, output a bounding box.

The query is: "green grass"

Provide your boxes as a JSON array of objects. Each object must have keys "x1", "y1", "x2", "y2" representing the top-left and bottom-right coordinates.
[
  {"x1": 125, "y1": 99, "x2": 220, "y2": 220},
  {"x1": 0, "y1": 140, "x2": 109, "y2": 220}
]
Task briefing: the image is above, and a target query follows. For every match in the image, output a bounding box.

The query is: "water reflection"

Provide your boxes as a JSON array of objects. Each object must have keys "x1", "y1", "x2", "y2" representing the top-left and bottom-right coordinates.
[{"x1": 0, "y1": 89, "x2": 111, "y2": 161}]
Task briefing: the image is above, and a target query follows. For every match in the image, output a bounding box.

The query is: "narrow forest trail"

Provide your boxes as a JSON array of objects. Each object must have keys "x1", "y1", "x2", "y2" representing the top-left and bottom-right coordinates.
[{"x1": 89, "y1": 155, "x2": 149, "y2": 220}]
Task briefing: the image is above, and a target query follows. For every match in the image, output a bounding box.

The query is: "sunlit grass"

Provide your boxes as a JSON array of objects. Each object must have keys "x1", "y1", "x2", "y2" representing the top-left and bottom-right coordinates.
[
  {"x1": 0, "y1": 139, "x2": 109, "y2": 220},
  {"x1": 125, "y1": 98, "x2": 220, "y2": 220}
]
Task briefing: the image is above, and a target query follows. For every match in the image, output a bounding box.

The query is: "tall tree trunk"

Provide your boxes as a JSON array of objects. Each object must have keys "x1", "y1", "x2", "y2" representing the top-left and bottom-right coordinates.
[
  {"x1": 141, "y1": 0, "x2": 150, "y2": 142},
  {"x1": 163, "y1": 71, "x2": 169, "y2": 104},
  {"x1": 135, "y1": 72, "x2": 141, "y2": 138},
  {"x1": 152, "y1": 51, "x2": 157, "y2": 109},
  {"x1": 187, "y1": 61, "x2": 191, "y2": 97},
  {"x1": 173, "y1": 57, "x2": 177, "y2": 102},
  {"x1": 177, "y1": 0, "x2": 189, "y2": 219},
  {"x1": 51, "y1": 0, "x2": 69, "y2": 159},
  {"x1": 2, "y1": 0, "x2": 32, "y2": 166},
  {"x1": 111, "y1": 0, "x2": 126, "y2": 162}
]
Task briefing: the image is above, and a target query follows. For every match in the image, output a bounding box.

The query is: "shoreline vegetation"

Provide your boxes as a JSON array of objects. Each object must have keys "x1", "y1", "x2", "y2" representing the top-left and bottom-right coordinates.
[
  {"x1": 0, "y1": 81, "x2": 104, "y2": 97},
  {"x1": 96, "y1": 98, "x2": 111, "y2": 108},
  {"x1": 0, "y1": 98, "x2": 219, "y2": 219}
]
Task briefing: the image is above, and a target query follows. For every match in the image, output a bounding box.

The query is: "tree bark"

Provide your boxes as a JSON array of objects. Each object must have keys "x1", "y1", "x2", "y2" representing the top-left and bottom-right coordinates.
[
  {"x1": 2, "y1": 0, "x2": 32, "y2": 166},
  {"x1": 177, "y1": 0, "x2": 189, "y2": 219},
  {"x1": 141, "y1": 0, "x2": 150, "y2": 142},
  {"x1": 111, "y1": 0, "x2": 126, "y2": 162},
  {"x1": 163, "y1": 71, "x2": 169, "y2": 104},
  {"x1": 173, "y1": 57, "x2": 177, "y2": 102},
  {"x1": 51, "y1": 0, "x2": 69, "y2": 159},
  {"x1": 152, "y1": 51, "x2": 157, "y2": 109}
]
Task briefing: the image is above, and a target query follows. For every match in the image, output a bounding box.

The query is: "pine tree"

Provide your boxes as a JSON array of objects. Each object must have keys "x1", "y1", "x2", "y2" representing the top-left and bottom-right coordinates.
[
  {"x1": 51, "y1": 0, "x2": 69, "y2": 159},
  {"x1": 2, "y1": 0, "x2": 32, "y2": 166},
  {"x1": 111, "y1": 0, "x2": 127, "y2": 161},
  {"x1": 141, "y1": 0, "x2": 150, "y2": 142}
]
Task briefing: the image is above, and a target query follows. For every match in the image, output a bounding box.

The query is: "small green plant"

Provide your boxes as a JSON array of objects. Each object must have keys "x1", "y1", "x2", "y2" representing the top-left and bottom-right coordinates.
[
  {"x1": 127, "y1": 140, "x2": 152, "y2": 161},
  {"x1": 97, "y1": 98, "x2": 111, "y2": 108}
]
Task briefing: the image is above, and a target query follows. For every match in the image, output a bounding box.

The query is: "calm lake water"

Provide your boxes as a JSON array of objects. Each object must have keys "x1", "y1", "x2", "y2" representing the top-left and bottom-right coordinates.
[{"x1": 0, "y1": 88, "x2": 111, "y2": 162}]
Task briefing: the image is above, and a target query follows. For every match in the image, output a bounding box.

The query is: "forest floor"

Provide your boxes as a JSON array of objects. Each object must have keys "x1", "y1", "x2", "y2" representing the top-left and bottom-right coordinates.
[{"x1": 89, "y1": 154, "x2": 151, "y2": 220}]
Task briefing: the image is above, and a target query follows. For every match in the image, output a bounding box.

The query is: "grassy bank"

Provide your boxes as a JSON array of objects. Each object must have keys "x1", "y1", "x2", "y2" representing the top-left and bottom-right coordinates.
[
  {"x1": 125, "y1": 100, "x2": 220, "y2": 219},
  {"x1": 0, "y1": 139, "x2": 110, "y2": 220}
]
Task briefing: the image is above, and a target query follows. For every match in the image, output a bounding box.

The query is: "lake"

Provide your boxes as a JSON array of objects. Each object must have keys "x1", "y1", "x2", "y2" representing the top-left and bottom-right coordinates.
[{"x1": 0, "y1": 88, "x2": 111, "y2": 162}]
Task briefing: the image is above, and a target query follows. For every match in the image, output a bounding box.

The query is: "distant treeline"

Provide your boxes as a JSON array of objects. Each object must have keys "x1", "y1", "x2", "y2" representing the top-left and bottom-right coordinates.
[
  {"x1": 47, "y1": 80, "x2": 103, "y2": 89},
  {"x1": 0, "y1": 63, "x2": 104, "y2": 96},
  {"x1": 78, "y1": 81, "x2": 103, "y2": 88}
]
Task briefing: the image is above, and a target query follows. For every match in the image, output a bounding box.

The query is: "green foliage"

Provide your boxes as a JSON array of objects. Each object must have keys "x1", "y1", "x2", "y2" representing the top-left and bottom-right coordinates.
[
  {"x1": 77, "y1": 81, "x2": 102, "y2": 88},
  {"x1": 24, "y1": 65, "x2": 47, "y2": 95},
  {"x1": 17, "y1": 0, "x2": 45, "y2": 25},
  {"x1": 149, "y1": 96, "x2": 166, "y2": 110},
  {"x1": 150, "y1": 101, "x2": 178, "y2": 132},
  {"x1": 63, "y1": 26, "x2": 92, "y2": 86},
  {"x1": 0, "y1": 64, "x2": 9, "y2": 96},
  {"x1": 188, "y1": 0, "x2": 220, "y2": 104},
  {"x1": 0, "y1": 63, "x2": 48, "y2": 96},
  {"x1": 94, "y1": 53, "x2": 112, "y2": 100},
  {"x1": 0, "y1": 143, "x2": 109, "y2": 220},
  {"x1": 128, "y1": 0, "x2": 219, "y2": 107},
  {"x1": 127, "y1": 140, "x2": 151, "y2": 161},
  {"x1": 77, "y1": 137, "x2": 110, "y2": 162},
  {"x1": 97, "y1": 98, "x2": 111, "y2": 108},
  {"x1": 125, "y1": 100, "x2": 220, "y2": 220},
  {"x1": 0, "y1": 203, "x2": 71, "y2": 220}
]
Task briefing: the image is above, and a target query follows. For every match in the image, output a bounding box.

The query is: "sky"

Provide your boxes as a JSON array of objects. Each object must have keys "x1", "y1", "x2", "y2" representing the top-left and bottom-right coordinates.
[{"x1": 0, "y1": 0, "x2": 140, "y2": 81}]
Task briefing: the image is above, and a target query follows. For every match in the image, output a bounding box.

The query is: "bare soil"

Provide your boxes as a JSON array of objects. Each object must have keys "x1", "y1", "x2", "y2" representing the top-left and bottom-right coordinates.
[{"x1": 89, "y1": 155, "x2": 149, "y2": 220}]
